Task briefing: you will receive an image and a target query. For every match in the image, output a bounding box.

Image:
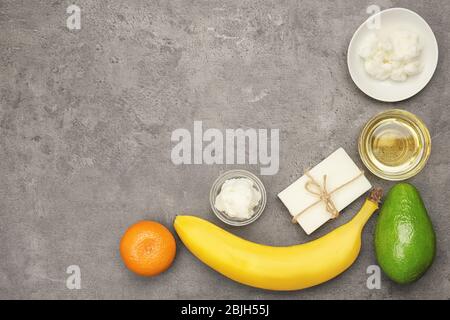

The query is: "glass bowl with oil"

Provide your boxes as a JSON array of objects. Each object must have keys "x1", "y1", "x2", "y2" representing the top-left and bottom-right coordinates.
[{"x1": 358, "y1": 109, "x2": 431, "y2": 181}]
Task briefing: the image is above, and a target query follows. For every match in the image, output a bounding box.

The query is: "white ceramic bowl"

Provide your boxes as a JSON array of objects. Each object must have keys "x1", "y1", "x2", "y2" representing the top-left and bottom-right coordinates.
[{"x1": 347, "y1": 8, "x2": 438, "y2": 102}]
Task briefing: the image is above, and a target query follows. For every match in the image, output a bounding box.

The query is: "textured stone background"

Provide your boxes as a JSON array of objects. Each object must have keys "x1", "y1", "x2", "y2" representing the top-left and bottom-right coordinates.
[{"x1": 1, "y1": 0, "x2": 449, "y2": 299}]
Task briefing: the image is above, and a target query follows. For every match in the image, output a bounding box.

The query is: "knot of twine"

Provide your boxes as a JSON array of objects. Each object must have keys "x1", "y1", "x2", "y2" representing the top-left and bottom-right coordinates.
[{"x1": 292, "y1": 170, "x2": 365, "y2": 224}]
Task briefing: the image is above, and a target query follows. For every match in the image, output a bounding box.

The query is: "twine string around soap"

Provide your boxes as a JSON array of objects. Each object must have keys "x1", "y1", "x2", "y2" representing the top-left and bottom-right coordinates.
[{"x1": 291, "y1": 170, "x2": 365, "y2": 224}]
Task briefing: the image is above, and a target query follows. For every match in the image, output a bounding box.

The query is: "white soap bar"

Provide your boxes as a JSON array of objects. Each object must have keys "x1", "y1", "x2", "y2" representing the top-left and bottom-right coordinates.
[{"x1": 278, "y1": 148, "x2": 372, "y2": 235}]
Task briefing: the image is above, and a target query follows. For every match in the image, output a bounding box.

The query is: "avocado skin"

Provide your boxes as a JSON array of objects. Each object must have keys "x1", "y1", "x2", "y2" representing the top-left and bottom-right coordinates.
[{"x1": 375, "y1": 183, "x2": 436, "y2": 284}]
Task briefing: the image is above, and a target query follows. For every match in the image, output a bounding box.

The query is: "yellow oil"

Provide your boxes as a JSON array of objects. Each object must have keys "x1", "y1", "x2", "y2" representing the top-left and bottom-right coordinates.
[
  {"x1": 359, "y1": 110, "x2": 431, "y2": 181},
  {"x1": 369, "y1": 118, "x2": 422, "y2": 167}
]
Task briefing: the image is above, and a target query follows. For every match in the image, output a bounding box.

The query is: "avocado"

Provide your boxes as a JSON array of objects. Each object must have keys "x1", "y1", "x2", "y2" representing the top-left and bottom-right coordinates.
[{"x1": 375, "y1": 183, "x2": 436, "y2": 284}]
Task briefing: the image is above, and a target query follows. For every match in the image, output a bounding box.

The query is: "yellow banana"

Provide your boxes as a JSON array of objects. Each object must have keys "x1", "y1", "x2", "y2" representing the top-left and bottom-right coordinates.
[{"x1": 174, "y1": 188, "x2": 382, "y2": 291}]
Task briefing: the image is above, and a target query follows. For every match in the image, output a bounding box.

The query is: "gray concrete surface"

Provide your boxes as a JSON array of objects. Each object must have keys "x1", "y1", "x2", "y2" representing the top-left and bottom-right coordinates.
[{"x1": 1, "y1": 0, "x2": 449, "y2": 300}]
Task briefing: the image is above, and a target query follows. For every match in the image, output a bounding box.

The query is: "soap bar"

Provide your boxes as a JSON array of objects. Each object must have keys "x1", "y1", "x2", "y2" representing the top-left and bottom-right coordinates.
[{"x1": 278, "y1": 148, "x2": 372, "y2": 235}]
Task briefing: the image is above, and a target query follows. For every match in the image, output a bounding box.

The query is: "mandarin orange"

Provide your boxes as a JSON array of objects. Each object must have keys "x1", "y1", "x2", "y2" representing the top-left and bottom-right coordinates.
[{"x1": 120, "y1": 221, "x2": 176, "y2": 276}]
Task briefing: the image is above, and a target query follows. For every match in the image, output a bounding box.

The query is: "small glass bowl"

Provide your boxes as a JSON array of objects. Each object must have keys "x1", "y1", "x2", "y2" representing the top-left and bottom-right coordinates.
[
  {"x1": 209, "y1": 170, "x2": 267, "y2": 226},
  {"x1": 358, "y1": 109, "x2": 431, "y2": 181}
]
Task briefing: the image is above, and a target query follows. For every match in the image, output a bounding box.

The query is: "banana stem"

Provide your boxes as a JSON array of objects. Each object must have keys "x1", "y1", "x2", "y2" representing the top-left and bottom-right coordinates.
[
  {"x1": 368, "y1": 187, "x2": 383, "y2": 204},
  {"x1": 350, "y1": 188, "x2": 383, "y2": 229}
]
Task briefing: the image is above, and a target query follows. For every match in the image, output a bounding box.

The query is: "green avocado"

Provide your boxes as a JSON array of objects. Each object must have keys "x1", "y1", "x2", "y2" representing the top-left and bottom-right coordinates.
[{"x1": 375, "y1": 183, "x2": 436, "y2": 284}]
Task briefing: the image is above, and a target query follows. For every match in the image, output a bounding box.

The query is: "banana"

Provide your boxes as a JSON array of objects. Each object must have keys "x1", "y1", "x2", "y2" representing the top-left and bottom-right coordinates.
[{"x1": 174, "y1": 188, "x2": 382, "y2": 291}]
